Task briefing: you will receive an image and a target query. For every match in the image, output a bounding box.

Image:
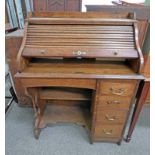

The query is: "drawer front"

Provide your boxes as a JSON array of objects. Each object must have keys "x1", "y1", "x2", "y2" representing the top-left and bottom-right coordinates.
[
  {"x1": 21, "y1": 78, "x2": 96, "y2": 89},
  {"x1": 99, "y1": 80, "x2": 137, "y2": 97},
  {"x1": 96, "y1": 109, "x2": 128, "y2": 124},
  {"x1": 98, "y1": 96, "x2": 132, "y2": 110},
  {"x1": 94, "y1": 124, "x2": 124, "y2": 139}
]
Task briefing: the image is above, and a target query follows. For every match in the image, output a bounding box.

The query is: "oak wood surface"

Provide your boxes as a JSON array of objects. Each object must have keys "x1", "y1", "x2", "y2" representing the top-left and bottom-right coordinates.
[
  {"x1": 97, "y1": 96, "x2": 132, "y2": 110},
  {"x1": 33, "y1": 0, "x2": 82, "y2": 12},
  {"x1": 96, "y1": 109, "x2": 128, "y2": 124},
  {"x1": 38, "y1": 105, "x2": 90, "y2": 129},
  {"x1": 23, "y1": 48, "x2": 138, "y2": 59},
  {"x1": 46, "y1": 100, "x2": 90, "y2": 107},
  {"x1": 20, "y1": 78, "x2": 96, "y2": 89},
  {"x1": 28, "y1": 12, "x2": 134, "y2": 18},
  {"x1": 24, "y1": 62, "x2": 135, "y2": 74},
  {"x1": 39, "y1": 87, "x2": 92, "y2": 101},
  {"x1": 5, "y1": 30, "x2": 31, "y2": 106},
  {"x1": 94, "y1": 124, "x2": 124, "y2": 139},
  {"x1": 99, "y1": 80, "x2": 137, "y2": 96},
  {"x1": 91, "y1": 79, "x2": 139, "y2": 143},
  {"x1": 28, "y1": 17, "x2": 136, "y2": 25},
  {"x1": 17, "y1": 73, "x2": 144, "y2": 80},
  {"x1": 17, "y1": 12, "x2": 144, "y2": 74}
]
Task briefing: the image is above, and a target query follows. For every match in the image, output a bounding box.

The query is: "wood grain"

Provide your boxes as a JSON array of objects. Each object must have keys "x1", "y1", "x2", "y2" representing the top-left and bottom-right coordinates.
[
  {"x1": 94, "y1": 124, "x2": 124, "y2": 139},
  {"x1": 99, "y1": 80, "x2": 137, "y2": 97},
  {"x1": 39, "y1": 87, "x2": 92, "y2": 101},
  {"x1": 5, "y1": 31, "x2": 31, "y2": 106},
  {"x1": 97, "y1": 96, "x2": 132, "y2": 110},
  {"x1": 15, "y1": 12, "x2": 143, "y2": 143},
  {"x1": 33, "y1": 0, "x2": 82, "y2": 12},
  {"x1": 96, "y1": 109, "x2": 128, "y2": 124},
  {"x1": 39, "y1": 105, "x2": 90, "y2": 129}
]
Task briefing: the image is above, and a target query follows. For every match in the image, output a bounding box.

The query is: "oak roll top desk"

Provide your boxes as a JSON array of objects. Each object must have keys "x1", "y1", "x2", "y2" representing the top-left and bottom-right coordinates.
[{"x1": 15, "y1": 12, "x2": 144, "y2": 144}]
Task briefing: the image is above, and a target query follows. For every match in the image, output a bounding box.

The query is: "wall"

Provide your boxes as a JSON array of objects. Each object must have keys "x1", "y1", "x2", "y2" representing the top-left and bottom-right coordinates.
[{"x1": 82, "y1": 0, "x2": 146, "y2": 11}]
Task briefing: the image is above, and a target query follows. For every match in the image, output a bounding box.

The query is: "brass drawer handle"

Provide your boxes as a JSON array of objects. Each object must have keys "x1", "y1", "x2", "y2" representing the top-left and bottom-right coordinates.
[
  {"x1": 105, "y1": 115, "x2": 117, "y2": 121},
  {"x1": 110, "y1": 88, "x2": 126, "y2": 96},
  {"x1": 73, "y1": 51, "x2": 86, "y2": 56},
  {"x1": 107, "y1": 101, "x2": 120, "y2": 105},
  {"x1": 103, "y1": 129, "x2": 113, "y2": 135}
]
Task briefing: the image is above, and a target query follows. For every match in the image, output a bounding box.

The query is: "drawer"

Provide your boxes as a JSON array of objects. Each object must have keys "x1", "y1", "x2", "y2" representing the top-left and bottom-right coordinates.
[
  {"x1": 20, "y1": 78, "x2": 96, "y2": 89},
  {"x1": 98, "y1": 96, "x2": 132, "y2": 110},
  {"x1": 94, "y1": 124, "x2": 124, "y2": 139},
  {"x1": 99, "y1": 80, "x2": 137, "y2": 97},
  {"x1": 96, "y1": 109, "x2": 128, "y2": 124}
]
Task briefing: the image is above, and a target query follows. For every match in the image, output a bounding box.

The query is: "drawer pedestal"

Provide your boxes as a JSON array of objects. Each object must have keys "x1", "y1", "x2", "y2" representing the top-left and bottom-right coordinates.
[{"x1": 91, "y1": 80, "x2": 139, "y2": 144}]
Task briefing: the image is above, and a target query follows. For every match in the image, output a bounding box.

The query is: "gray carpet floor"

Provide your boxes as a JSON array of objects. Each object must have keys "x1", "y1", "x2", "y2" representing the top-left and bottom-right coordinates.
[{"x1": 5, "y1": 103, "x2": 150, "y2": 155}]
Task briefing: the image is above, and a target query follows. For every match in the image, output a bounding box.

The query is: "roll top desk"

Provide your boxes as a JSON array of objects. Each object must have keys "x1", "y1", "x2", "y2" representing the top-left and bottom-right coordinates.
[{"x1": 15, "y1": 12, "x2": 144, "y2": 144}]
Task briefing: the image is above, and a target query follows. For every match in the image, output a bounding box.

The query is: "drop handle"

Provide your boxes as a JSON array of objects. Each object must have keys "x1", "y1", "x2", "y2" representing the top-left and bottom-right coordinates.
[
  {"x1": 110, "y1": 88, "x2": 126, "y2": 96},
  {"x1": 105, "y1": 115, "x2": 117, "y2": 121},
  {"x1": 103, "y1": 129, "x2": 113, "y2": 135}
]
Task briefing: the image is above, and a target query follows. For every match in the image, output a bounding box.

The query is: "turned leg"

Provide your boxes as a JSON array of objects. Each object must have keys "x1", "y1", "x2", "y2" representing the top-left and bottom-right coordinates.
[{"x1": 126, "y1": 81, "x2": 150, "y2": 142}]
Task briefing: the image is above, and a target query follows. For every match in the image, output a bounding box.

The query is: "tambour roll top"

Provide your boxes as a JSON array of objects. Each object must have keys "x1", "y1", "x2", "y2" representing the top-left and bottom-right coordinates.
[
  {"x1": 17, "y1": 12, "x2": 143, "y2": 74},
  {"x1": 15, "y1": 12, "x2": 145, "y2": 143}
]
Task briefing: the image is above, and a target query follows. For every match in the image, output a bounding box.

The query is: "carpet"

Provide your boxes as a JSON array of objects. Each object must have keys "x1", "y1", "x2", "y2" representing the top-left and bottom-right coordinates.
[{"x1": 5, "y1": 103, "x2": 150, "y2": 155}]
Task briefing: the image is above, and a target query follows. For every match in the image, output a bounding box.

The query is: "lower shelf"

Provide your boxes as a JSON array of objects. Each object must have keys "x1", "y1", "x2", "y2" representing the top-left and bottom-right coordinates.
[{"x1": 39, "y1": 105, "x2": 91, "y2": 129}]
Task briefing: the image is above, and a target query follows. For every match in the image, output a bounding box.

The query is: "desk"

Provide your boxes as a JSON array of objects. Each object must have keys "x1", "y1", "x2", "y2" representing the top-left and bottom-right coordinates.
[{"x1": 15, "y1": 12, "x2": 144, "y2": 144}]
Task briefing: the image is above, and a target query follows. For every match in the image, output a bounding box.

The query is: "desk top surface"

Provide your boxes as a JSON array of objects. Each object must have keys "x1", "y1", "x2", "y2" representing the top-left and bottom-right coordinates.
[{"x1": 16, "y1": 60, "x2": 143, "y2": 79}]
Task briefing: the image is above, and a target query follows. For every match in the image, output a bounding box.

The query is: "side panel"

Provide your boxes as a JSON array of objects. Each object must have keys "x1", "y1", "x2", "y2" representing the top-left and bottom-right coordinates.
[{"x1": 6, "y1": 32, "x2": 32, "y2": 106}]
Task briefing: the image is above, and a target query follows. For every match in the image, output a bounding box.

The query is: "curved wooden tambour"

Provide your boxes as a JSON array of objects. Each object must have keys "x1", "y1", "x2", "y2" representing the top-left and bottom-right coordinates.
[
  {"x1": 24, "y1": 23, "x2": 137, "y2": 58},
  {"x1": 17, "y1": 12, "x2": 143, "y2": 73}
]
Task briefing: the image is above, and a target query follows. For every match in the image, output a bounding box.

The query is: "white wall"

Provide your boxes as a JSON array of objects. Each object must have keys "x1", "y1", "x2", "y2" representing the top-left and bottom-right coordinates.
[
  {"x1": 82, "y1": 0, "x2": 114, "y2": 12},
  {"x1": 82, "y1": 0, "x2": 145, "y2": 12}
]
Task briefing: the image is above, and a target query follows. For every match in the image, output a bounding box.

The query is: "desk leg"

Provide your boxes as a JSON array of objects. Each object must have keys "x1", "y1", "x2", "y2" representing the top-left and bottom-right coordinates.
[
  {"x1": 34, "y1": 99, "x2": 46, "y2": 139},
  {"x1": 25, "y1": 88, "x2": 39, "y2": 117},
  {"x1": 126, "y1": 81, "x2": 150, "y2": 142},
  {"x1": 25, "y1": 88, "x2": 47, "y2": 139}
]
